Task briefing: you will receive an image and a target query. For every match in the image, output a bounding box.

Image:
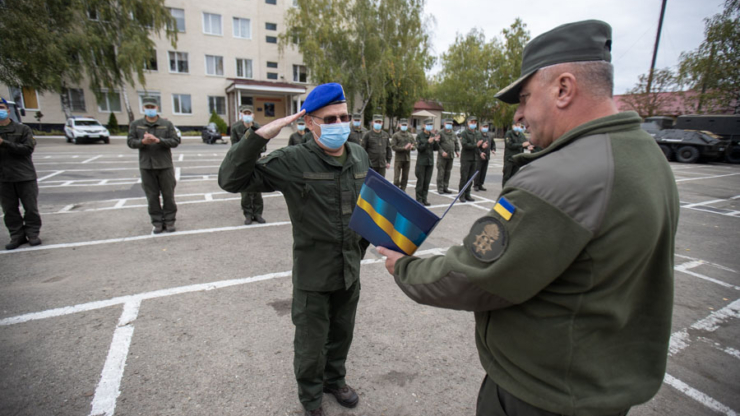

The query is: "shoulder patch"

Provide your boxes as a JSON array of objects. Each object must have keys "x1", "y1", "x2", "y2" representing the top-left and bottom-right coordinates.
[{"x1": 464, "y1": 216, "x2": 508, "y2": 263}]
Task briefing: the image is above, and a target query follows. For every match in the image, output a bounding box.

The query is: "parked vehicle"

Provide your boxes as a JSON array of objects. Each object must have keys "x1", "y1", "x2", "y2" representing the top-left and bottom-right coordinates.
[
  {"x1": 641, "y1": 115, "x2": 740, "y2": 163},
  {"x1": 654, "y1": 129, "x2": 729, "y2": 163},
  {"x1": 64, "y1": 117, "x2": 110, "y2": 144},
  {"x1": 674, "y1": 115, "x2": 740, "y2": 163},
  {"x1": 201, "y1": 123, "x2": 224, "y2": 144}
]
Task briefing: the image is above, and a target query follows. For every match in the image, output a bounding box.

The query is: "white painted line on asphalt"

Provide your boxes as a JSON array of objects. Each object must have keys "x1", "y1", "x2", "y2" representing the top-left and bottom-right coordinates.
[
  {"x1": 670, "y1": 298, "x2": 740, "y2": 357},
  {"x1": 175, "y1": 167, "x2": 181, "y2": 181},
  {"x1": 205, "y1": 193, "x2": 213, "y2": 201},
  {"x1": 36, "y1": 170, "x2": 65, "y2": 182},
  {"x1": 677, "y1": 268, "x2": 740, "y2": 290},
  {"x1": 178, "y1": 154, "x2": 184, "y2": 162},
  {"x1": 113, "y1": 199, "x2": 127, "y2": 209},
  {"x1": 36, "y1": 165, "x2": 221, "y2": 173},
  {"x1": 58, "y1": 205, "x2": 75, "y2": 213},
  {"x1": 663, "y1": 374, "x2": 737, "y2": 416},
  {"x1": 675, "y1": 254, "x2": 738, "y2": 273},
  {"x1": 697, "y1": 337, "x2": 740, "y2": 361},
  {"x1": 82, "y1": 155, "x2": 103, "y2": 164},
  {"x1": 676, "y1": 173, "x2": 740, "y2": 183},
  {"x1": 682, "y1": 199, "x2": 730, "y2": 209},
  {"x1": 89, "y1": 300, "x2": 141, "y2": 416}
]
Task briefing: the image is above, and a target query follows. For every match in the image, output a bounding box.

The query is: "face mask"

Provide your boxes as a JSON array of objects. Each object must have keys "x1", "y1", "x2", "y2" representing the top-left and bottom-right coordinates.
[
  {"x1": 316, "y1": 122, "x2": 350, "y2": 150},
  {"x1": 353, "y1": 121, "x2": 361, "y2": 127},
  {"x1": 400, "y1": 126, "x2": 408, "y2": 132},
  {"x1": 444, "y1": 124, "x2": 452, "y2": 130},
  {"x1": 144, "y1": 108, "x2": 157, "y2": 118},
  {"x1": 298, "y1": 124, "x2": 305, "y2": 131},
  {"x1": 0, "y1": 110, "x2": 8, "y2": 121},
  {"x1": 469, "y1": 123, "x2": 477, "y2": 130},
  {"x1": 242, "y1": 114, "x2": 254, "y2": 123},
  {"x1": 373, "y1": 122, "x2": 382, "y2": 130},
  {"x1": 482, "y1": 127, "x2": 489, "y2": 133},
  {"x1": 425, "y1": 125, "x2": 433, "y2": 132},
  {"x1": 513, "y1": 126, "x2": 522, "y2": 133}
]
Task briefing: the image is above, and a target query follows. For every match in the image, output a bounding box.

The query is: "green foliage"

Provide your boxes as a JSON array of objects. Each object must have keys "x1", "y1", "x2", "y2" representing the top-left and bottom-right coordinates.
[
  {"x1": 107, "y1": 113, "x2": 120, "y2": 134},
  {"x1": 621, "y1": 68, "x2": 679, "y2": 117},
  {"x1": 677, "y1": 0, "x2": 740, "y2": 114},
  {"x1": 209, "y1": 111, "x2": 228, "y2": 135}
]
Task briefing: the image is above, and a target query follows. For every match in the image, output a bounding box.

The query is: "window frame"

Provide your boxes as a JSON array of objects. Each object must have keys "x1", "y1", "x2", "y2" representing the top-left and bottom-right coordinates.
[
  {"x1": 205, "y1": 54, "x2": 225, "y2": 76},
  {"x1": 266, "y1": 72, "x2": 278, "y2": 80},
  {"x1": 233, "y1": 17, "x2": 252, "y2": 39},
  {"x1": 172, "y1": 93, "x2": 193, "y2": 115},
  {"x1": 208, "y1": 96, "x2": 226, "y2": 116},
  {"x1": 235, "y1": 58, "x2": 254, "y2": 79},
  {"x1": 266, "y1": 36, "x2": 278, "y2": 44},
  {"x1": 293, "y1": 64, "x2": 308, "y2": 83},
  {"x1": 97, "y1": 89, "x2": 122, "y2": 113},
  {"x1": 61, "y1": 88, "x2": 86, "y2": 112},
  {"x1": 168, "y1": 51, "x2": 190, "y2": 74},
  {"x1": 169, "y1": 8, "x2": 186, "y2": 32},
  {"x1": 202, "y1": 12, "x2": 223, "y2": 36}
]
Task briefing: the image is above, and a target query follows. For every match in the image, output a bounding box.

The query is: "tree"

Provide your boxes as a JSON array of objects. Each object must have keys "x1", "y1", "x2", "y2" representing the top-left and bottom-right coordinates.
[
  {"x1": 107, "y1": 113, "x2": 120, "y2": 135},
  {"x1": 209, "y1": 111, "x2": 228, "y2": 135},
  {"x1": 0, "y1": 0, "x2": 177, "y2": 121},
  {"x1": 620, "y1": 68, "x2": 680, "y2": 117},
  {"x1": 677, "y1": 0, "x2": 740, "y2": 114}
]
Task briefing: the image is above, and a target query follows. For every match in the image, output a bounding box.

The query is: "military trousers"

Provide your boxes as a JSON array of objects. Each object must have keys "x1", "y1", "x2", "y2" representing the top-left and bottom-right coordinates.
[
  {"x1": 459, "y1": 159, "x2": 477, "y2": 198},
  {"x1": 240, "y1": 192, "x2": 264, "y2": 218},
  {"x1": 502, "y1": 162, "x2": 520, "y2": 187},
  {"x1": 292, "y1": 281, "x2": 361, "y2": 411},
  {"x1": 436, "y1": 157, "x2": 453, "y2": 191},
  {"x1": 476, "y1": 375, "x2": 630, "y2": 416},
  {"x1": 370, "y1": 165, "x2": 386, "y2": 178},
  {"x1": 393, "y1": 160, "x2": 410, "y2": 191},
  {"x1": 140, "y1": 168, "x2": 177, "y2": 226},
  {"x1": 0, "y1": 180, "x2": 41, "y2": 240},
  {"x1": 475, "y1": 158, "x2": 489, "y2": 187},
  {"x1": 415, "y1": 164, "x2": 434, "y2": 203}
]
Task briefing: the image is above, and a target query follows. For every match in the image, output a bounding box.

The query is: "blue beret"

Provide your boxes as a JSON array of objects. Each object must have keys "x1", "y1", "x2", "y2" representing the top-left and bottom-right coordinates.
[
  {"x1": 0, "y1": 97, "x2": 7, "y2": 105},
  {"x1": 301, "y1": 83, "x2": 346, "y2": 114}
]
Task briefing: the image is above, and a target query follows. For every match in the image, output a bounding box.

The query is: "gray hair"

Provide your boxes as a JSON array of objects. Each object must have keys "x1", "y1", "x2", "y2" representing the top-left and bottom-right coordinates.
[{"x1": 538, "y1": 61, "x2": 614, "y2": 98}]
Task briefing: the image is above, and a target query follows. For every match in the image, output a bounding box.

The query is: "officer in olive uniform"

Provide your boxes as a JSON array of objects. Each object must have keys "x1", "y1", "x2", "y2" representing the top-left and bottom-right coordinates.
[
  {"x1": 459, "y1": 116, "x2": 482, "y2": 202},
  {"x1": 474, "y1": 121, "x2": 496, "y2": 192},
  {"x1": 361, "y1": 114, "x2": 392, "y2": 177},
  {"x1": 378, "y1": 20, "x2": 679, "y2": 416},
  {"x1": 127, "y1": 97, "x2": 180, "y2": 234},
  {"x1": 288, "y1": 117, "x2": 311, "y2": 146},
  {"x1": 347, "y1": 113, "x2": 366, "y2": 145},
  {"x1": 219, "y1": 83, "x2": 369, "y2": 416},
  {"x1": 502, "y1": 121, "x2": 532, "y2": 186},
  {"x1": 0, "y1": 97, "x2": 42, "y2": 250},
  {"x1": 391, "y1": 118, "x2": 415, "y2": 191},
  {"x1": 415, "y1": 119, "x2": 438, "y2": 206},
  {"x1": 436, "y1": 118, "x2": 459, "y2": 194},
  {"x1": 231, "y1": 105, "x2": 266, "y2": 224}
]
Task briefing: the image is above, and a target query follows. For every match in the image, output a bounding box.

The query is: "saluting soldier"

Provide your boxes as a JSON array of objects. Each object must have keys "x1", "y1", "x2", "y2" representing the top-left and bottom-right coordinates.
[
  {"x1": 288, "y1": 117, "x2": 310, "y2": 146},
  {"x1": 474, "y1": 121, "x2": 496, "y2": 192},
  {"x1": 219, "y1": 83, "x2": 370, "y2": 416},
  {"x1": 230, "y1": 105, "x2": 266, "y2": 225},
  {"x1": 127, "y1": 97, "x2": 180, "y2": 234},
  {"x1": 415, "y1": 118, "x2": 438, "y2": 206},
  {"x1": 361, "y1": 114, "x2": 392, "y2": 176},
  {"x1": 391, "y1": 118, "x2": 415, "y2": 191},
  {"x1": 0, "y1": 97, "x2": 42, "y2": 250},
  {"x1": 502, "y1": 121, "x2": 533, "y2": 186},
  {"x1": 436, "y1": 118, "x2": 459, "y2": 194},
  {"x1": 458, "y1": 116, "x2": 482, "y2": 202},
  {"x1": 347, "y1": 113, "x2": 366, "y2": 145}
]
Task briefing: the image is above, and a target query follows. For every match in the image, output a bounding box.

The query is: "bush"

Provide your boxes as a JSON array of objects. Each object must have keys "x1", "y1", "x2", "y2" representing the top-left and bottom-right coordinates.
[
  {"x1": 107, "y1": 113, "x2": 120, "y2": 134},
  {"x1": 209, "y1": 110, "x2": 228, "y2": 135}
]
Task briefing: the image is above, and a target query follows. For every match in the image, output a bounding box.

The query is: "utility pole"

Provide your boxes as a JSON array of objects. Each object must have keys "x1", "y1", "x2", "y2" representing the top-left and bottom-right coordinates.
[{"x1": 645, "y1": 0, "x2": 668, "y2": 96}]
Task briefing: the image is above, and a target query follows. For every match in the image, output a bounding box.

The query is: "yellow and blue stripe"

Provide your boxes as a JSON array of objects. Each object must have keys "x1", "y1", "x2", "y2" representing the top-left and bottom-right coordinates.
[{"x1": 493, "y1": 197, "x2": 516, "y2": 221}]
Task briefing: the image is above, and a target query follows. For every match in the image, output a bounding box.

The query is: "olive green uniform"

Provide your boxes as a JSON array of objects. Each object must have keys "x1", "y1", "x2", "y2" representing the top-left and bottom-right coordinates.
[
  {"x1": 127, "y1": 117, "x2": 180, "y2": 227},
  {"x1": 436, "y1": 130, "x2": 458, "y2": 193},
  {"x1": 475, "y1": 132, "x2": 495, "y2": 189},
  {"x1": 502, "y1": 129, "x2": 526, "y2": 186},
  {"x1": 218, "y1": 132, "x2": 370, "y2": 412},
  {"x1": 393, "y1": 112, "x2": 679, "y2": 415},
  {"x1": 0, "y1": 120, "x2": 41, "y2": 242},
  {"x1": 415, "y1": 131, "x2": 437, "y2": 203},
  {"x1": 289, "y1": 131, "x2": 311, "y2": 146},
  {"x1": 347, "y1": 126, "x2": 366, "y2": 145},
  {"x1": 391, "y1": 131, "x2": 415, "y2": 191},
  {"x1": 459, "y1": 128, "x2": 482, "y2": 199},
  {"x1": 361, "y1": 130, "x2": 392, "y2": 177},
  {"x1": 231, "y1": 121, "x2": 265, "y2": 220}
]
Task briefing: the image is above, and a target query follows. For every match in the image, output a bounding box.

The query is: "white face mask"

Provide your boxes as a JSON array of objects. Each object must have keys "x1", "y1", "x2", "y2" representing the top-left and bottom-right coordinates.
[{"x1": 242, "y1": 114, "x2": 254, "y2": 123}]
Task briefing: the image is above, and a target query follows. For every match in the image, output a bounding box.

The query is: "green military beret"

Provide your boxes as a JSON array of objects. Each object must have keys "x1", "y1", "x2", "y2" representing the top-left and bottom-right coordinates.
[
  {"x1": 424, "y1": 118, "x2": 434, "y2": 125},
  {"x1": 142, "y1": 96, "x2": 158, "y2": 106},
  {"x1": 467, "y1": 116, "x2": 478, "y2": 122},
  {"x1": 239, "y1": 105, "x2": 254, "y2": 113},
  {"x1": 399, "y1": 118, "x2": 408, "y2": 124},
  {"x1": 495, "y1": 19, "x2": 612, "y2": 104},
  {"x1": 373, "y1": 114, "x2": 383, "y2": 121},
  {"x1": 352, "y1": 113, "x2": 362, "y2": 120}
]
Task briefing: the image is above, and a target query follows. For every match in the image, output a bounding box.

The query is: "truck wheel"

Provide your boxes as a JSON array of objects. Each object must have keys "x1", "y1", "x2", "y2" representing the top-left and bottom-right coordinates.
[
  {"x1": 676, "y1": 146, "x2": 700, "y2": 163},
  {"x1": 659, "y1": 145, "x2": 673, "y2": 161},
  {"x1": 726, "y1": 147, "x2": 740, "y2": 164}
]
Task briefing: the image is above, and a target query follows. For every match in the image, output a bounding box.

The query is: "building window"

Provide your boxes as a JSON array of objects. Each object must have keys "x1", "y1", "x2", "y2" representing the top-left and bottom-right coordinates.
[
  {"x1": 10, "y1": 86, "x2": 40, "y2": 110},
  {"x1": 98, "y1": 90, "x2": 122, "y2": 112},
  {"x1": 168, "y1": 51, "x2": 189, "y2": 73},
  {"x1": 266, "y1": 0, "x2": 276, "y2": 4},
  {"x1": 265, "y1": 22, "x2": 277, "y2": 31},
  {"x1": 137, "y1": 92, "x2": 162, "y2": 113},
  {"x1": 169, "y1": 8, "x2": 185, "y2": 32},
  {"x1": 266, "y1": 36, "x2": 277, "y2": 44},
  {"x1": 172, "y1": 94, "x2": 192, "y2": 115},
  {"x1": 267, "y1": 72, "x2": 278, "y2": 80},
  {"x1": 293, "y1": 65, "x2": 307, "y2": 83},
  {"x1": 236, "y1": 58, "x2": 253, "y2": 79},
  {"x1": 145, "y1": 49, "x2": 158, "y2": 71},
  {"x1": 264, "y1": 103, "x2": 275, "y2": 117},
  {"x1": 240, "y1": 96, "x2": 253, "y2": 107},
  {"x1": 61, "y1": 88, "x2": 86, "y2": 112},
  {"x1": 205, "y1": 55, "x2": 224, "y2": 76},
  {"x1": 88, "y1": 8, "x2": 99, "y2": 21},
  {"x1": 267, "y1": 61, "x2": 278, "y2": 68},
  {"x1": 208, "y1": 96, "x2": 226, "y2": 115},
  {"x1": 203, "y1": 12, "x2": 222, "y2": 36},
  {"x1": 233, "y1": 17, "x2": 251, "y2": 39}
]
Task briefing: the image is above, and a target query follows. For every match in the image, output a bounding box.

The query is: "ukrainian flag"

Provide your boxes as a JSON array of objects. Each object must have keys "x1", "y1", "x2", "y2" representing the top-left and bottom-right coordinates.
[
  {"x1": 494, "y1": 197, "x2": 516, "y2": 221},
  {"x1": 350, "y1": 169, "x2": 440, "y2": 255}
]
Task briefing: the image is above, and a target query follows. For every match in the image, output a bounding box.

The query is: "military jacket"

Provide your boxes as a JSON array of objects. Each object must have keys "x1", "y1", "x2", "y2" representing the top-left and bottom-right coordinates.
[
  {"x1": 393, "y1": 112, "x2": 679, "y2": 415},
  {"x1": 127, "y1": 117, "x2": 180, "y2": 169},
  {"x1": 391, "y1": 131, "x2": 415, "y2": 162},
  {"x1": 288, "y1": 130, "x2": 311, "y2": 146},
  {"x1": 415, "y1": 131, "x2": 438, "y2": 166},
  {"x1": 362, "y1": 130, "x2": 392, "y2": 167},
  {"x1": 218, "y1": 131, "x2": 371, "y2": 292},
  {"x1": 231, "y1": 121, "x2": 265, "y2": 153},
  {"x1": 437, "y1": 130, "x2": 458, "y2": 160},
  {"x1": 459, "y1": 129, "x2": 482, "y2": 162},
  {"x1": 0, "y1": 120, "x2": 37, "y2": 182},
  {"x1": 348, "y1": 127, "x2": 366, "y2": 145},
  {"x1": 478, "y1": 132, "x2": 495, "y2": 159},
  {"x1": 504, "y1": 130, "x2": 526, "y2": 163}
]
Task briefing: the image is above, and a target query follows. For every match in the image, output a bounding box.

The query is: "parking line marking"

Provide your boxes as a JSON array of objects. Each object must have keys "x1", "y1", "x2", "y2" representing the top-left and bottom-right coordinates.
[
  {"x1": 58, "y1": 205, "x2": 75, "y2": 213},
  {"x1": 175, "y1": 167, "x2": 181, "y2": 181},
  {"x1": 663, "y1": 374, "x2": 737, "y2": 416},
  {"x1": 178, "y1": 154, "x2": 184, "y2": 162},
  {"x1": 82, "y1": 155, "x2": 102, "y2": 164},
  {"x1": 113, "y1": 200, "x2": 127, "y2": 209},
  {"x1": 676, "y1": 173, "x2": 740, "y2": 182},
  {"x1": 37, "y1": 170, "x2": 65, "y2": 182}
]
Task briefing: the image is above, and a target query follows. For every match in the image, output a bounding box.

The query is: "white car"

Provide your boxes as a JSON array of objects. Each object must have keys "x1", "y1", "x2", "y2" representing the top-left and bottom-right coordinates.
[{"x1": 64, "y1": 117, "x2": 110, "y2": 144}]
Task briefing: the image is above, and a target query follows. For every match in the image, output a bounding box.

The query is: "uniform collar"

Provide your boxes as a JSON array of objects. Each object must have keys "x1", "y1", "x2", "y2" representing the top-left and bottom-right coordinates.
[{"x1": 306, "y1": 138, "x2": 356, "y2": 171}]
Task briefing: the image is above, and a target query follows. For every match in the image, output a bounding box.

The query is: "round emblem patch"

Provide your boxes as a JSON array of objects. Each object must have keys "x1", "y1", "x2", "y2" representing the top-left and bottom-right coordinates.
[{"x1": 464, "y1": 217, "x2": 507, "y2": 263}]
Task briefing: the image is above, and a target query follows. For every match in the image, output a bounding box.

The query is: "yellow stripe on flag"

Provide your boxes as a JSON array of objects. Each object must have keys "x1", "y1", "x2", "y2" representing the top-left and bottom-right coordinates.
[
  {"x1": 356, "y1": 196, "x2": 418, "y2": 255},
  {"x1": 494, "y1": 203, "x2": 513, "y2": 221}
]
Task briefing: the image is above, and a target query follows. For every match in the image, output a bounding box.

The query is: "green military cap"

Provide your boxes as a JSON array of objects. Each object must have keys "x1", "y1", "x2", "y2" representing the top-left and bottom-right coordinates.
[
  {"x1": 373, "y1": 114, "x2": 383, "y2": 121},
  {"x1": 399, "y1": 118, "x2": 408, "y2": 124},
  {"x1": 239, "y1": 105, "x2": 254, "y2": 113},
  {"x1": 467, "y1": 116, "x2": 478, "y2": 122},
  {"x1": 424, "y1": 118, "x2": 434, "y2": 125},
  {"x1": 296, "y1": 116, "x2": 305, "y2": 123},
  {"x1": 443, "y1": 118, "x2": 453, "y2": 124},
  {"x1": 142, "y1": 96, "x2": 158, "y2": 106},
  {"x1": 482, "y1": 120, "x2": 491, "y2": 126},
  {"x1": 352, "y1": 113, "x2": 362, "y2": 120},
  {"x1": 495, "y1": 20, "x2": 612, "y2": 104}
]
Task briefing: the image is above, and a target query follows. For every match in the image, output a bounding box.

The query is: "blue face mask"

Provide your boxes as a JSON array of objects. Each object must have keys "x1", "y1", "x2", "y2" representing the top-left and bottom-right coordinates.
[
  {"x1": 400, "y1": 125, "x2": 408, "y2": 132},
  {"x1": 469, "y1": 123, "x2": 477, "y2": 130},
  {"x1": 298, "y1": 124, "x2": 306, "y2": 131},
  {"x1": 353, "y1": 121, "x2": 361, "y2": 127},
  {"x1": 425, "y1": 125, "x2": 433, "y2": 132},
  {"x1": 482, "y1": 127, "x2": 489, "y2": 133},
  {"x1": 317, "y1": 122, "x2": 350, "y2": 150},
  {"x1": 242, "y1": 114, "x2": 254, "y2": 123},
  {"x1": 0, "y1": 110, "x2": 8, "y2": 121},
  {"x1": 144, "y1": 108, "x2": 157, "y2": 118},
  {"x1": 513, "y1": 126, "x2": 523, "y2": 133},
  {"x1": 373, "y1": 122, "x2": 382, "y2": 130},
  {"x1": 444, "y1": 124, "x2": 452, "y2": 130}
]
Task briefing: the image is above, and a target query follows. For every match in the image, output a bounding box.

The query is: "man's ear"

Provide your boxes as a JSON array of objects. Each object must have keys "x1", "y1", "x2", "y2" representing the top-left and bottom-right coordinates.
[{"x1": 556, "y1": 73, "x2": 577, "y2": 109}]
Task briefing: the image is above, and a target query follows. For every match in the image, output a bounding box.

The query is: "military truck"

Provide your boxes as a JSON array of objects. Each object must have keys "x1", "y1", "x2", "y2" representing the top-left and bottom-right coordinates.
[
  {"x1": 674, "y1": 115, "x2": 740, "y2": 163},
  {"x1": 642, "y1": 115, "x2": 739, "y2": 163}
]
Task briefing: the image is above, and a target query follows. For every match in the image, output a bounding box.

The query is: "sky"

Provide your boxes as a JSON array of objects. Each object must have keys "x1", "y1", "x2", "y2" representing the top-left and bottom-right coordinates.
[{"x1": 423, "y1": 0, "x2": 726, "y2": 95}]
